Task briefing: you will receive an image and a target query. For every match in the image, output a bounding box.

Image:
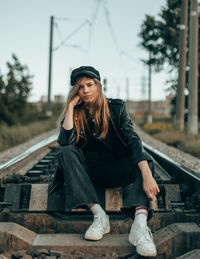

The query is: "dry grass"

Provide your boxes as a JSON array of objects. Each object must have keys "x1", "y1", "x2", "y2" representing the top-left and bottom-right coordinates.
[
  {"x1": 153, "y1": 130, "x2": 183, "y2": 147},
  {"x1": 0, "y1": 120, "x2": 56, "y2": 152},
  {"x1": 178, "y1": 134, "x2": 200, "y2": 158},
  {"x1": 144, "y1": 122, "x2": 173, "y2": 134},
  {"x1": 131, "y1": 113, "x2": 200, "y2": 159},
  {"x1": 141, "y1": 121, "x2": 200, "y2": 159}
]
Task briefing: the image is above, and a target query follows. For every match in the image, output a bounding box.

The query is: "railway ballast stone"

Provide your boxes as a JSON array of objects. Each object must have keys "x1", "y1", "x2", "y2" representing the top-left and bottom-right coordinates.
[
  {"x1": 10, "y1": 250, "x2": 120, "y2": 259},
  {"x1": 134, "y1": 124, "x2": 200, "y2": 174},
  {"x1": 12, "y1": 249, "x2": 27, "y2": 257}
]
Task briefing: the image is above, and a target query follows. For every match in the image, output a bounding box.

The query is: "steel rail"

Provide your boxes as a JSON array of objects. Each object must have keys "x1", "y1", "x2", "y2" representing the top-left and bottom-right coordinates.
[
  {"x1": 1, "y1": 133, "x2": 199, "y2": 187},
  {"x1": 0, "y1": 134, "x2": 58, "y2": 171},
  {"x1": 143, "y1": 141, "x2": 200, "y2": 182}
]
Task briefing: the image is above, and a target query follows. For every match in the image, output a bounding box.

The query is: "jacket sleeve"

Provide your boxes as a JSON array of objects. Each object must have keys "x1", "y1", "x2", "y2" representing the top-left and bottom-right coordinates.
[
  {"x1": 57, "y1": 120, "x2": 77, "y2": 146},
  {"x1": 120, "y1": 101, "x2": 151, "y2": 164}
]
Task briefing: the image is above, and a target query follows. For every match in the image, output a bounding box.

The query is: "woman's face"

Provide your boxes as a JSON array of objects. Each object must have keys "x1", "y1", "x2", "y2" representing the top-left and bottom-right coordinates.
[{"x1": 77, "y1": 77, "x2": 98, "y2": 104}]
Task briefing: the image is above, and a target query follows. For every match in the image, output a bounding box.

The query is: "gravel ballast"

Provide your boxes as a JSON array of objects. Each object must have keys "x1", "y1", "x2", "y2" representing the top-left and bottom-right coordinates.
[{"x1": 134, "y1": 123, "x2": 200, "y2": 174}]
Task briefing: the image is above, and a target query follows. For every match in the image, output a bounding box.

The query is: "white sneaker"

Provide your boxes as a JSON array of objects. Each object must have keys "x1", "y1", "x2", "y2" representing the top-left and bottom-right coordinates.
[
  {"x1": 129, "y1": 223, "x2": 157, "y2": 257},
  {"x1": 85, "y1": 214, "x2": 110, "y2": 241}
]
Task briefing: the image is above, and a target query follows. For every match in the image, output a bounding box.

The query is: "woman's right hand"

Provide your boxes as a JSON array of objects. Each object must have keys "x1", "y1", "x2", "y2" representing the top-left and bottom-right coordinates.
[
  {"x1": 63, "y1": 95, "x2": 81, "y2": 130},
  {"x1": 69, "y1": 95, "x2": 81, "y2": 108}
]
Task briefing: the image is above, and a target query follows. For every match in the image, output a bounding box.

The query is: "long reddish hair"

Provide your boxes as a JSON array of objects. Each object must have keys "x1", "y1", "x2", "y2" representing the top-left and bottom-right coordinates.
[{"x1": 58, "y1": 77, "x2": 110, "y2": 141}]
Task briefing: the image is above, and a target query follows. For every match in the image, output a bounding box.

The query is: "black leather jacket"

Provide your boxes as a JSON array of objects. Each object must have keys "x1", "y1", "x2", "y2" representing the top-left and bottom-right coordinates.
[{"x1": 57, "y1": 98, "x2": 152, "y2": 165}]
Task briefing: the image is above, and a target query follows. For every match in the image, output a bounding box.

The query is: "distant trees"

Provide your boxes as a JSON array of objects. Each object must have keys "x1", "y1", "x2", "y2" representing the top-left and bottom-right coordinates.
[
  {"x1": 0, "y1": 54, "x2": 63, "y2": 126},
  {"x1": 139, "y1": 0, "x2": 200, "y2": 124},
  {"x1": 0, "y1": 54, "x2": 37, "y2": 125},
  {"x1": 139, "y1": 0, "x2": 181, "y2": 89}
]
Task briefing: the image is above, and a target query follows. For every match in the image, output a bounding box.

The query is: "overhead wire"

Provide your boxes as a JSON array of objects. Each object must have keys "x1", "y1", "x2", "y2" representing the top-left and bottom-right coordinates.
[
  {"x1": 88, "y1": 0, "x2": 102, "y2": 51},
  {"x1": 54, "y1": 17, "x2": 80, "y2": 21},
  {"x1": 53, "y1": 1, "x2": 102, "y2": 55},
  {"x1": 54, "y1": 21, "x2": 64, "y2": 43},
  {"x1": 102, "y1": 0, "x2": 120, "y2": 55},
  {"x1": 54, "y1": 19, "x2": 91, "y2": 51},
  {"x1": 101, "y1": 0, "x2": 137, "y2": 71},
  {"x1": 53, "y1": 2, "x2": 136, "y2": 69},
  {"x1": 63, "y1": 44, "x2": 88, "y2": 53},
  {"x1": 120, "y1": 51, "x2": 137, "y2": 62}
]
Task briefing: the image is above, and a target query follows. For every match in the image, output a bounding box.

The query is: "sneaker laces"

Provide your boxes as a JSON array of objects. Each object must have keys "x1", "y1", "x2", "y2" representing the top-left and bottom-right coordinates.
[
  {"x1": 134, "y1": 225, "x2": 154, "y2": 246},
  {"x1": 90, "y1": 214, "x2": 104, "y2": 232}
]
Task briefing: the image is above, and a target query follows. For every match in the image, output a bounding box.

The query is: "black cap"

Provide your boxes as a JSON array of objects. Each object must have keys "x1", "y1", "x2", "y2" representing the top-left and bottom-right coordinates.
[{"x1": 70, "y1": 66, "x2": 101, "y2": 86}]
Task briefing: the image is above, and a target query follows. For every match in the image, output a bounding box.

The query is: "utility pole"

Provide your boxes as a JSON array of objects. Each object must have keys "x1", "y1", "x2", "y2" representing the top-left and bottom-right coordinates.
[
  {"x1": 103, "y1": 78, "x2": 107, "y2": 94},
  {"x1": 141, "y1": 72, "x2": 146, "y2": 99},
  {"x1": 176, "y1": 0, "x2": 188, "y2": 131},
  {"x1": 147, "y1": 50, "x2": 152, "y2": 123},
  {"x1": 117, "y1": 85, "x2": 120, "y2": 98},
  {"x1": 47, "y1": 15, "x2": 54, "y2": 116},
  {"x1": 68, "y1": 66, "x2": 73, "y2": 90},
  {"x1": 126, "y1": 77, "x2": 130, "y2": 113},
  {"x1": 141, "y1": 68, "x2": 146, "y2": 114},
  {"x1": 187, "y1": 0, "x2": 198, "y2": 134}
]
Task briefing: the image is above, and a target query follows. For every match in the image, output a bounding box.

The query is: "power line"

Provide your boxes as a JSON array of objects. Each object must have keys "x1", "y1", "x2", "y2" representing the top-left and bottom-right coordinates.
[
  {"x1": 52, "y1": 4, "x2": 136, "y2": 73},
  {"x1": 54, "y1": 21, "x2": 89, "y2": 53},
  {"x1": 120, "y1": 51, "x2": 137, "y2": 63},
  {"x1": 101, "y1": 0, "x2": 137, "y2": 73},
  {"x1": 54, "y1": 22, "x2": 64, "y2": 43},
  {"x1": 88, "y1": 0, "x2": 102, "y2": 51},
  {"x1": 102, "y1": 0, "x2": 120, "y2": 54},
  {"x1": 63, "y1": 43, "x2": 88, "y2": 53},
  {"x1": 54, "y1": 17, "x2": 81, "y2": 21},
  {"x1": 54, "y1": 19, "x2": 91, "y2": 51}
]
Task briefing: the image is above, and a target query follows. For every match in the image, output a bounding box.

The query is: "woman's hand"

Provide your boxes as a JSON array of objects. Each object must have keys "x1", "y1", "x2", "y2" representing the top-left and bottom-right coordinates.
[
  {"x1": 63, "y1": 95, "x2": 81, "y2": 130},
  {"x1": 69, "y1": 95, "x2": 81, "y2": 108},
  {"x1": 142, "y1": 175, "x2": 160, "y2": 200},
  {"x1": 138, "y1": 160, "x2": 160, "y2": 200}
]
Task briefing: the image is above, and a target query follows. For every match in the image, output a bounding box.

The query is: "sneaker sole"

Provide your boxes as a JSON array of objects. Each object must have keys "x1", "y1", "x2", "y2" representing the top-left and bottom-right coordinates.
[
  {"x1": 128, "y1": 235, "x2": 157, "y2": 257},
  {"x1": 85, "y1": 226, "x2": 110, "y2": 241}
]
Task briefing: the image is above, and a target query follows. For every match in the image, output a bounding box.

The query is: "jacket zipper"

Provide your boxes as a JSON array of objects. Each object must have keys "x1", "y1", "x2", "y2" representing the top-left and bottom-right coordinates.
[
  {"x1": 80, "y1": 132, "x2": 88, "y2": 149},
  {"x1": 109, "y1": 114, "x2": 128, "y2": 148}
]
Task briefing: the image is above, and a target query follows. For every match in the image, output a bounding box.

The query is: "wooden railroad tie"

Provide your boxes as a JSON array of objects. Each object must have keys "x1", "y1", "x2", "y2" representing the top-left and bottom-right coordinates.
[{"x1": 3, "y1": 183, "x2": 158, "y2": 212}]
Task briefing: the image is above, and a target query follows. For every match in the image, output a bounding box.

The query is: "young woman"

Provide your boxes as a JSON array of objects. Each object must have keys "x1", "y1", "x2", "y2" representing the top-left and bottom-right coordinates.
[{"x1": 50, "y1": 66, "x2": 160, "y2": 257}]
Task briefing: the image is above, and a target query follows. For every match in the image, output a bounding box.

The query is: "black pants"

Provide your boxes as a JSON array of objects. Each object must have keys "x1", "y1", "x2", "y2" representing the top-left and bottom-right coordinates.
[{"x1": 56, "y1": 145, "x2": 154, "y2": 220}]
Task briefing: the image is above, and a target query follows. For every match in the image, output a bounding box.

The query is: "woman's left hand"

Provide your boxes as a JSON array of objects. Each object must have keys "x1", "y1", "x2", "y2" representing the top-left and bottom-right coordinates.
[{"x1": 143, "y1": 175, "x2": 160, "y2": 200}]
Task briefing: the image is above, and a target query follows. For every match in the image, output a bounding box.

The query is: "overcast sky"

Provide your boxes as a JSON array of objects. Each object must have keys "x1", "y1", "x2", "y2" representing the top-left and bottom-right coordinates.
[{"x1": 0, "y1": 0, "x2": 170, "y2": 102}]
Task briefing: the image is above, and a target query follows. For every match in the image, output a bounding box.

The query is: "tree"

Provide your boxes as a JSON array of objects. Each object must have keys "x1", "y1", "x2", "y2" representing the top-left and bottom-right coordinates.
[
  {"x1": 139, "y1": 2, "x2": 181, "y2": 124},
  {"x1": 139, "y1": 1, "x2": 181, "y2": 84},
  {"x1": 0, "y1": 54, "x2": 33, "y2": 125},
  {"x1": 139, "y1": 0, "x2": 200, "y2": 123}
]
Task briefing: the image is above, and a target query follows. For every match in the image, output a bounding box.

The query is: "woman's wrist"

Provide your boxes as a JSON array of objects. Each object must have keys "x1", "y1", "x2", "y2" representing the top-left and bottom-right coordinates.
[
  {"x1": 63, "y1": 106, "x2": 74, "y2": 130},
  {"x1": 68, "y1": 103, "x2": 75, "y2": 110},
  {"x1": 141, "y1": 169, "x2": 153, "y2": 179},
  {"x1": 138, "y1": 160, "x2": 153, "y2": 178}
]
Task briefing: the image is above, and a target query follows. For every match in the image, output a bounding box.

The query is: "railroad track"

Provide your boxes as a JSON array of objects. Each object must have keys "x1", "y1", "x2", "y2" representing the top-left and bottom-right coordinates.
[{"x1": 0, "y1": 136, "x2": 200, "y2": 259}]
